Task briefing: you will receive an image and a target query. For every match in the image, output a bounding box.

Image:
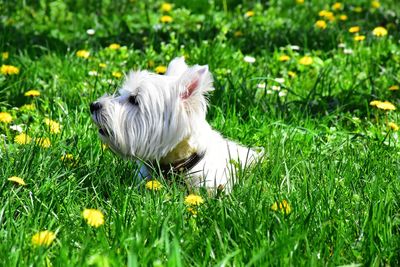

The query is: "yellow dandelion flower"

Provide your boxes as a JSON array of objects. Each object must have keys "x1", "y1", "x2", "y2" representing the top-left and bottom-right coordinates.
[
  {"x1": 299, "y1": 56, "x2": 313, "y2": 65},
  {"x1": 369, "y1": 100, "x2": 381, "y2": 107},
  {"x1": 388, "y1": 122, "x2": 399, "y2": 131},
  {"x1": 371, "y1": 1, "x2": 380, "y2": 8},
  {"x1": 155, "y1": 65, "x2": 167, "y2": 74},
  {"x1": 99, "y1": 63, "x2": 107, "y2": 68},
  {"x1": 31, "y1": 230, "x2": 56, "y2": 247},
  {"x1": 354, "y1": 35, "x2": 365, "y2": 41},
  {"x1": 278, "y1": 54, "x2": 290, "y2": 62},
  {"x1": 8, "y1": 176, "x2": 26, "y2": 186},
  {"x1": 14, "y1": 133, "x2": 32, "y2": 145},
  {"x1": 112, "y1": 71, "x2": 122, "y2": 78},
  {"x1": 44, "y1": 118, "x2": 61, "y2": 134},
  {"x1": 184, "y1": 194, "x2": 204, "y2": 206},
  {"x1": 315, "y1": 20, "x2": 327, "y2": 29},
  {"x1": 36, "y1": 137, "x2": 51, "y2": 148},
  {"x1": 339, "y1": 14, "x2": 348, "y2": 21},
  {"x1": 271, "y1": 200, "x2": 292, "y2": 214},
  {"x1": 24, "y1": 90, "x2": 40, "y2": 97},
  {"x1": 161, "y1": 3, "x2": 172, "y2": 12},
  {"x1": 82, "y1": 208, "x2": 105, "y2": 228},
  {"x1": 108, "y1": 43, "x2": 121, "y2": 50},
  {"x1": 76, "y1": 50, "x2": 90, "y2": 59},
  {"x1": 296, "y1": 0, "x2": 304, "y2": 4},
  {"x1": 20, "y1": 103, "x2": 35, "y2": 111},
  {"x1": 187, "y1": 207, "x2": 198, "y2": 215},
  {"x1": 376, "y1": 101, "x2": 396, "y2": 111},
  {"x1": 244, "y1": 10, "x2": 255, "y2": 18},
  {"x1": 372, "y1": 26, "x2": 388, "y2": 37},
  {"x1": 349, "y1": 26, "x2": 360, "y2": 33},
  {"x1": 60, "y1": 153, "x2": 74, "y2": 161},
  {"x1": 318, "y1": 10, "x2": 335, "y2": 21},
  {"x1": 160, "y1": 15, "x2": 173, "y2": 23},
  {"x1": 1, "y1": 64, "x2": 20, "y2": 75},
  {"x1": 388, "y1": 85, "x2": 399, "y2": 91},
  {"x1": 354, "y1": 7, "x2": 362, "y2": 13},
  {"x1": 288, "y1": 71, "x2": 297, "y2": 78},
  {"x1": 145, "y1": 180, "x2": 163, "y2": 191},
  {"x1": 0, "y1": 112, "x2": 12, "y2": 123},
  {"x1": 2, "y1": 52, "x2": 9, "y2": 60},
  {"x1": 332, "y1": 2, "x2": 342, "y2": 10}
]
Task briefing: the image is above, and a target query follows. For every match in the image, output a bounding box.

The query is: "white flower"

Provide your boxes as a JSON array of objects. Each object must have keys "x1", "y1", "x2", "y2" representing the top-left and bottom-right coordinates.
[
  {"x1": 279, "y1": 90, "x2": 288, "y2": 97},
  {"x1": 86, "y1": 29, "x2": 96, "y2": 35},
  {"x1": 274, "y1": 78, "x2": 285, "y2": 84},
  {"x1": 266, "y1": 90, "x2": 273, "y2": 94},
  {"x1": 344, "y1": 48, "x2": 353, "y2": 54},
  {"x1": 244, "y1": 56, "x2": 256, "y2": 63},
  {"x1": 10, "y1": 124, "x2": 23, "y2": 132},
  {"x1": 290, "y1": 45, "x2": 300, "y2": 51},
  {"x1": 257, "y1": 83, "x2": 266, "y2": 89},
  {"x1": 88, "y1": 70, "x2": 98, "y2": 76},
  {"x1": 338, "y1": 43, "x2": 346, "y2": 48},
  {"x1": 272, "y1": 85, "x2": 281, "y2": 91}
]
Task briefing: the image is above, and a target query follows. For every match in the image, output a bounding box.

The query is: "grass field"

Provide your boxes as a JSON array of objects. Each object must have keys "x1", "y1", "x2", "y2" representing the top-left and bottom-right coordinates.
[{"x1": 1, "y1": 0, "x2": 400, "y2": 266}]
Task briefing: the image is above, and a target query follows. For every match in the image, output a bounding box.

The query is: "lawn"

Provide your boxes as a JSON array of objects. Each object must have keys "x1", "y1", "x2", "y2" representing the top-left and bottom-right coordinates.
[{"x1": 1, "y1": 0, "x2": 400, "y2": 266}]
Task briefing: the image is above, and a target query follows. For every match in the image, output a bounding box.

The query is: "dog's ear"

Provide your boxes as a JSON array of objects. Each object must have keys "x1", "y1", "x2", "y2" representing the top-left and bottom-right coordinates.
[
  {"x1": 166, "y1": 57, "x2": 188, "y2": 77},
  {"x1": 179, "y1": 65, "x2": 213, "y2": 100}
]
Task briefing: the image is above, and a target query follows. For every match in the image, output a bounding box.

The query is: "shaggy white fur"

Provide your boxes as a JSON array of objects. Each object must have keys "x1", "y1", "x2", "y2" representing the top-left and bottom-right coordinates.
[{"x1": 91, "y1": 57, "x2": 262, "y2": 192}]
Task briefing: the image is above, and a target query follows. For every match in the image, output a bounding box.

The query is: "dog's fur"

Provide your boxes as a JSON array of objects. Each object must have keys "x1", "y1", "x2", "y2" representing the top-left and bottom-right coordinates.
[{"x1": 90, "y1": 57, "x2": 262, "y2": 192}]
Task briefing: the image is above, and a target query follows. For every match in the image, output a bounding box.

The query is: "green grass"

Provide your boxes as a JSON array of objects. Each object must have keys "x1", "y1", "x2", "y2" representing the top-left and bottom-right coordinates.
[{"x1": 1, "y1": 0, "x2": 400, "y2": 266}]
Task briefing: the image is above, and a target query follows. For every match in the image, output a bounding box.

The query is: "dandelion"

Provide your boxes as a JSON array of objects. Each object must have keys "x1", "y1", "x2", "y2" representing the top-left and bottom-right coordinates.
[
  {"x1": 332, "y1": 2, "x2": 342, "y2": 10},
  {"x1": 108, "y1": 43, "x2": 121, "y2": 50},
  {"x1": 160, "y1": 15, "x2": 173, "y2": 23},
  {"x1": 8, "y1": 176, "x2": 26, "y2": 186},
  {"x1": 112, "y1": 71, "x2": 122, "y2": 78},
  {"x1": 36, "y1": 137, "x2": 51, "y2": 148},
  {"x1": 0, "y1": 112, "x2": 12, "y2": 123},
  {"x1": 155, "y1": 65, "x2": 167, "y2": 74},
  {"x1": 315, "y1": 20, "x2": 327, "y2": 29},
  {"x1": 288, "y1": 71, "x2": 297, "y2": 78},
  {"x1": 376, "y1": 101, "x2": 396, "y2": 111},
  {"x1": 295, "y1": 0, "x2": 304, "y2": 4},
  {"x1": 99, "y1": 63, "x2": 107, "y2": 68},
  {"x1": 388, "y1": 122, "x2": 399, "y2": 131},
  {"x1": 244, "y1": 11, "x2": 255, "y2": 18},
  {"x1": 60, "y1": 153, "x2": 74, "y2": 162},
  {"x1": 369, "y1": 100, "x2": 381, "y2": 107},
  {"x1": 339, "y1": 14, "x2": 348, "y2": 21},
  {"x1": 2, "y1": 52, "x2": 9, "y2": 60},
  {"x1": 278, "y1": 54, "x2": 290, "y2": 62},
  {"x1": 24, "y1": 90, "x2": 40, "y2": 97},
  {"x1": 354, "y1": 35, "x2": 365, "y2": 41},
  {"x1": 20, "y1": 103, "x2": 35, "y2": 111},
  {"x1": 372, "y1": 26, "x2": 387, "y2": 37},
  {"x1": 371, "y1": 1, "x2": 381, "y2": 8},
  {"x1": 271, "y1": 200, "x2": 292, "y2": 214},
  {"x1": 353, "y1": 7, "x2": 362, "y2": 13},
  {"x1": 44, "y1": 118, "x2": 61, "y2": 134},
  {"x1": 388, "y1": 85, "x2": 399, "y2": 91},
  {"x1": 318, "y1": 10, "x2": 335, "y2": 21},
  {"x1": 31, "y1": 230, "x2": 56, "y2": 247},
  {"x1": 348, "y1": 26, "x2": 360, "y2": 33},
  {"x1": 244, "y1": 56, "x2": 256, "y2": 63},
  {"x1": 1, "y1": 64, "x2": 20, "y2": 75},
  {"x1": 299, "y1": 56, "x2": 313, "y2": 65},
  {"x1": 145, "y1": 180, "x2": 163, "y2": 191},
  {"x1": 184, "y1": 194, "x2": 204, "y2": 206},
  {"x1": 82, "y1": 208, "x2": 105, "y2": 228},
  {"x1": 14, "y1": 133, "x2": 32, "y2": 145},
  {"x1": 76, "y1": 50, "x2": 90, "y2": 59},
  {"x1": 161, "y1": 3, "x2": 172, "y2": 12}
]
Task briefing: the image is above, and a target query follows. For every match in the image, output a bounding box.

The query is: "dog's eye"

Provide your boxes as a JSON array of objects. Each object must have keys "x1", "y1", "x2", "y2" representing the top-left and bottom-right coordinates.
[{"x1": 128, "y1": 95, "x2": 138, "y2": 105}]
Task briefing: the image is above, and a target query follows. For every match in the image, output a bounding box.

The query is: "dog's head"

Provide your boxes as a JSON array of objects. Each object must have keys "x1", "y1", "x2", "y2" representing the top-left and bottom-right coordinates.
[{"x1": 90, "y1": 57, "x2": 213, "y2": 160}]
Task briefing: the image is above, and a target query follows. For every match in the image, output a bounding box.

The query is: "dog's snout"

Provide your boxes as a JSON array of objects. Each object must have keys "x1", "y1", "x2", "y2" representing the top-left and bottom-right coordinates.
[{"x1": 90, "y1": 102, "x2": 102, "y2": 113}]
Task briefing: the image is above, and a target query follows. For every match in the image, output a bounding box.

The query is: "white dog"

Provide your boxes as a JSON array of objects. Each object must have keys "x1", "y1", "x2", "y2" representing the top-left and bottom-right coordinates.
[{"x1": 90, "y1": 57, "x2": 262, "y2": 192}]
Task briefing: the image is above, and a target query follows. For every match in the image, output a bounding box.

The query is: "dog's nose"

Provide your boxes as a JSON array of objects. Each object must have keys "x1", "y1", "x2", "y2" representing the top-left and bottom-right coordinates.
[{"x1": 90, "y1": 102, "x2": 102, "y2": 113}]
